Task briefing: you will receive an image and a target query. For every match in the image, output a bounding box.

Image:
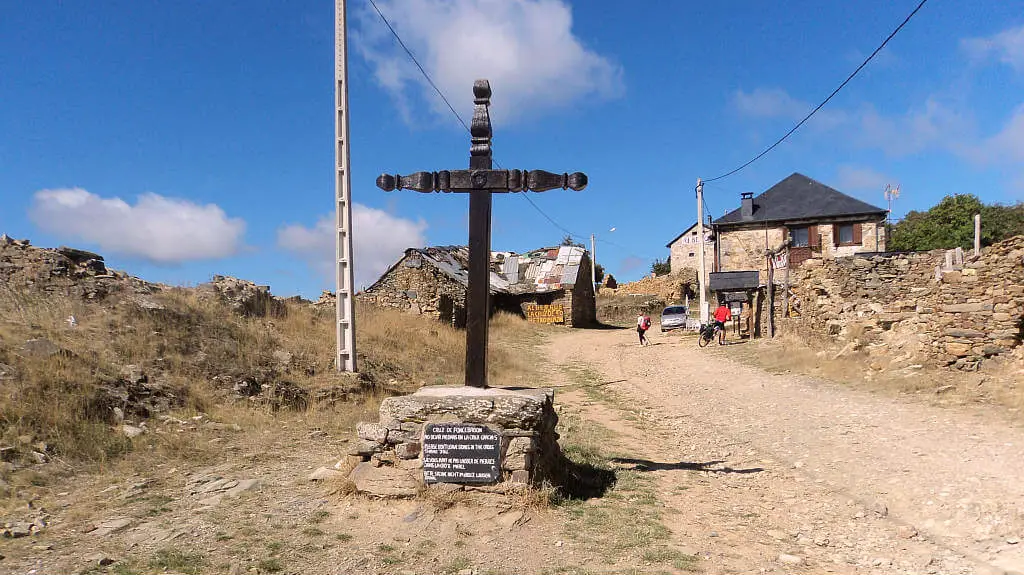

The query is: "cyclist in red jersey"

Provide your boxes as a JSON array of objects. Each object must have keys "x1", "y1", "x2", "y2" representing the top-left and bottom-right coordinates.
[{"x1": 713, "y1": 302, "x2": 731, "y2": 345}]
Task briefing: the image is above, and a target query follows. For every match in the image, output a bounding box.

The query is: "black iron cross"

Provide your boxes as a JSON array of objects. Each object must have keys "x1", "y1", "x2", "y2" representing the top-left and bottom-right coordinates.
[{"x1": 376, "y1": 79, "x2": 587, "y2": 388}]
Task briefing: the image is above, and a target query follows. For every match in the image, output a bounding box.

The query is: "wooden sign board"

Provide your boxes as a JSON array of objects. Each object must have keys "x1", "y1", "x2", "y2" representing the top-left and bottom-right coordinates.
[{"x1": 525, "y1": 304, "x2": 564, "y2": 324}]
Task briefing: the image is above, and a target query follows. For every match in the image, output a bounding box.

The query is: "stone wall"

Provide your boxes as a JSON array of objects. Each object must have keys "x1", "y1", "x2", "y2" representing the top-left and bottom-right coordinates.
[
  {"x1": 784, "y1": 236, "x2": 1024, "y2": 369},
  {"x1": 346, "y1": 386, "x2": 562, "y2": 497},
  {"x1": 360, "y1": 253, "x2": 468, "y2": 327}
]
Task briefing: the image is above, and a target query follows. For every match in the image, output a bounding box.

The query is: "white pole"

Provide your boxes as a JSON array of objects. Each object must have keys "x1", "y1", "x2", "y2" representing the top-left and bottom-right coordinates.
[
  {"x1": 696, "y1": 179, "x2": 709, "y2": 325},
  {"x1": 590, "y1": 233, "x2": 596, "y2": 286},
  {"x1": 974, "y1": 213, "x2": 981, "y2": 257},
  {"x1": 335, "y1": 0, "x2": 357, "y2": 372}
]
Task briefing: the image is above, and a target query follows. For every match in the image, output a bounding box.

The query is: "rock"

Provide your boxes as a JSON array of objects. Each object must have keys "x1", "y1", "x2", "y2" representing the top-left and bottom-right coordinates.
[
  {"x1": 941, "y1": 302, "x2": 991, "y2": 313},
  {"x1": 778, "y1": 553, "x2": 803, "y2": 565},
  {"x1": 89, "y1": 517, "x2": 133, "y2": 537},
  {"x1": 348, "y1": 462, "x2": 420, "y2": 497},
  {"x1": 20, "y1": 338, "x2": 61, "y2": 358},
  {"x1": 3, "y1": 523, "x2": 32, "y2": 538},
  {"x1": 121, "y1": 424, "x2": 145, "y2": 438},
  {"x1": 394, "y1": 442, "x2": 421, "y2": 460},
  {"x1": 57, "y1": 246, "x2": 103, "y2": 264},
  {"x1": 944, "y1": 328, "x2": 986, "y2": 339},
  {"x1": 308, "y1": 467, "x2": 343, "y2": 482},
  {"x1": 29, "y1": 451, "x2": 48, "y2": 464},
  {"x1": 223, "y1": 478, "x2": 261, "y2": 497},
  {"x1": 272, "y1": 350, "x2": 293, "y2": 365},
  {"x1": 379, "y1": 386, "x2": 554, "y2": 429},
  {"x1": 83, "y1": 553, "x2": 116, "y2": 567},
  {"x1": 897, "y1": 525, "x2": 918, "y2": 539},
  {"x1": 356, "y1": 422, "x2": 388, "y2": 444},
  {"x1": 347, "y1": 440, "x2": 380, "y2": 457},
  {"x1": 945, "y1": 343, "x2": 973, "y2": 357},
  {"x1": 767, "y1": 529, "x2": 789, "y2": 541}
]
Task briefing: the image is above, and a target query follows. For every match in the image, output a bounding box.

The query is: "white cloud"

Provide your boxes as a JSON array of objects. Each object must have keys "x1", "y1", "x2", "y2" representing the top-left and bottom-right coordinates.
[
  {"x1": 962, "y1": 24, "x2": 1024, "y2": 73},
  {"x1": 732, "y1": 87, "x2": 848, "y2": 130},
  {"x1": 976, "y1": 103, "x2": 1024, "y2": 164},
  {"x1": 29, "y1": 188, "x2": 245, "y2": 264},
  {"x1": 835, "y1": 166, "x2": 891, "y2": 192},
  {"x1": 355, "y1": 0, "x2": 623, "y2": 125},
  {"x1": 733, "y1": 88, "x2": 806, "y2": 120},
  {"x1": 857, "y1": 98, "x2": 973, "y2": 157},
  {"x1": 277, "y1": 204, "x2": 427, "y2": 291}
]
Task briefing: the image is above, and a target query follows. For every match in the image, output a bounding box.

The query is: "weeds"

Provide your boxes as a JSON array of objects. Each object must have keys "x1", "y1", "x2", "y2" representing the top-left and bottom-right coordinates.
[{"x1": 149, "y1": 548, "x2": 205, "y2": 575}]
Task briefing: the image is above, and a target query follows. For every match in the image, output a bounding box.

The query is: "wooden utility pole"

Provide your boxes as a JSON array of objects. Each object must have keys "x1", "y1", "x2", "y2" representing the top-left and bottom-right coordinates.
[
  {"x1": 334, "y1": 0, "x2": 357, "y2": 372},
  {"x1": 696, "y1": 179, "x2": 709, "y2": 325}
]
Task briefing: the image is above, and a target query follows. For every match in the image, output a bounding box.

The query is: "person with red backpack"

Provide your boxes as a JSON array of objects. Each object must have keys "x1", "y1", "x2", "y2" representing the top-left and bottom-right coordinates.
[{"x1": 636, "y1": 312, "x2": 652, "y2": 346}]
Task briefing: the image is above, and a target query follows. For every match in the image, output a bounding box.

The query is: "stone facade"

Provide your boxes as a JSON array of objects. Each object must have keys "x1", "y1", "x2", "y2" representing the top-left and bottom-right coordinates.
[
  {"x1": 716, "y1": 221, "x2": 886, "y2": 278},
  {"x1": 346, "y1": 386, "x2": 563, "y2": 497},
  {"x1": 667, "y1": 223, "x2": 714, "y2": 279},
  {"x1": 360, "y1": 251, "x2": 468, "y2": 326},
  {"x1": 784, "y1": 236, "x2": 1024, "y2": 370}
]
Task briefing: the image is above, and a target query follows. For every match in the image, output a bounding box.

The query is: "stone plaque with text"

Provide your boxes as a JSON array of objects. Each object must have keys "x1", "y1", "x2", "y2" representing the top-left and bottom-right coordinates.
[{"x1": 422, "y1": 423, "x2": 501, "y2": 484}]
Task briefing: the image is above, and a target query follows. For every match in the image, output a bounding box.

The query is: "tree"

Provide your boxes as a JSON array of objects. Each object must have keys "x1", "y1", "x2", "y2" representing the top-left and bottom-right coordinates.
[
  {"x1": 594, "y1": 263, "x2": 605, "y2": 283},
  {"x1": 889, "y1": 194, "x2": 1024, "y2": 251},
  {"x1": 561, "y1": 235, "x2": 584, "y2": 248},
  {"x1": 651, "y1": 258, "x2": 671, "y2": 276}
]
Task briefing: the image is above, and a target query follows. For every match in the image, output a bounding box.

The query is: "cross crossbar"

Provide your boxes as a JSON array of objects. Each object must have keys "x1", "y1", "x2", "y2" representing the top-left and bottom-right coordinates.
[
  {"x1": 375, "y1": 79, "x2": 587, "y2": 388},
  {"x1": 377, "y1": 170, "x2": 587, "y2": 194}
]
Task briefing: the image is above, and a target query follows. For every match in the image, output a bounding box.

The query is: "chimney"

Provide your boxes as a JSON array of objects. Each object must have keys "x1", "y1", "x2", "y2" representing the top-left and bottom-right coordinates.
[{"x1": 740, "y1": 192, "x2": 754, "y2": 220}]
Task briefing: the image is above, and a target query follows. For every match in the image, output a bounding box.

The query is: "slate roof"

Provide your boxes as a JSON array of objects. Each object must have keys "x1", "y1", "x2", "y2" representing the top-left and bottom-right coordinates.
[
  {"x1": 713, "y1": 173, "x2": 887, "y2": 227},
  {"x1": 390, "y1": 245, "x2": 588, "y2": 295}
]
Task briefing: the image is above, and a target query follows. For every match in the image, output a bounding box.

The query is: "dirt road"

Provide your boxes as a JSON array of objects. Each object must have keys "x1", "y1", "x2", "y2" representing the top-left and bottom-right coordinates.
[{"x1": 548, "y1": 327, "x2": 1024, "y2": 575}]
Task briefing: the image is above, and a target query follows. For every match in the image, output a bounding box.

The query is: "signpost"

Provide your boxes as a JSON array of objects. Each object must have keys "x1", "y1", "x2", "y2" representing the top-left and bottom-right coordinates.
[
  {"x1": 525, "y1": 304, "x2": 565, "y2": 324},
  {"x1": 376, "y1": 80, "x2": 587, "y2": 388},
  {"x1": 422, "y1": 423, "x2": 502, "y2": 484}
]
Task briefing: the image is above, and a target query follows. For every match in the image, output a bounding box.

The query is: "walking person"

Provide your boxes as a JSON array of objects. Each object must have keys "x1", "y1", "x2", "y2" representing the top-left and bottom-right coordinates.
[{"x1": 636, "y1": 312, "x2": 652, "y2": 346}]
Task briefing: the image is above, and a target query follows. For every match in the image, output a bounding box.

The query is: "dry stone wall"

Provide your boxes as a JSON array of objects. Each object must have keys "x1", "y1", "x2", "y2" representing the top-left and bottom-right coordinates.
[
  {"x1": 359, "y1": 255, "x2": 468, "y2": 326},
  {"x1": 786, "y1": 236, "x2": 1024, "y2": 370}
]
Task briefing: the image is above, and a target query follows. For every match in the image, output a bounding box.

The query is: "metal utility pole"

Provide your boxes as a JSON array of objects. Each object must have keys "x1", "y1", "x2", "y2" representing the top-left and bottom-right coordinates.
[
  {"x1": 590, "y1": 233, "x2": 596, "y2": 286},
  {"x1": 335, "y1": 0, "x2": 357, "y2": 372},
  {"x1": 696, "y1": 178, "x2": 708, "y2": 325}
]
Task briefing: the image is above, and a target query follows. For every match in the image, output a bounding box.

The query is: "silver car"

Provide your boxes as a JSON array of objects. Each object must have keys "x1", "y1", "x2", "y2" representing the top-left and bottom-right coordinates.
[{"x1": 660, "y1": 305, "x2": 689, "y2": 332}]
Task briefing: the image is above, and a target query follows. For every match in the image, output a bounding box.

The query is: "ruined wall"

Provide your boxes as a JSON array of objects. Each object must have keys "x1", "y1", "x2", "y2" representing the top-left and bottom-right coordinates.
[
  {"x1": 360, "y1": 254, "x2": 467, "y2": 327},
  {"x1": 785, "y1": 236, "x2": 1024, "y2": 369},
  {"x1": 567, "y1": 254, "x2": 597, "y2": 327}
]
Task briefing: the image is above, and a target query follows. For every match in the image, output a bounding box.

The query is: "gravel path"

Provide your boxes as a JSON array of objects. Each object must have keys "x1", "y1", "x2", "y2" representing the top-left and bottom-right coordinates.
[{"x1": 548, "y1": 327, "x2": 1024, "y2": 575}]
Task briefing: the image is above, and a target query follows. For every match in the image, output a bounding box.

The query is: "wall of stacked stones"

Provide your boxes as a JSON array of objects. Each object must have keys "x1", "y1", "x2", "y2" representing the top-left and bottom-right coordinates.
[
  {"x1": 359, "y1": 257, "x2": 467, "y2": 326},
  {"x1": 783, "y1": 236, "x2": 1024, "y2": 369}
]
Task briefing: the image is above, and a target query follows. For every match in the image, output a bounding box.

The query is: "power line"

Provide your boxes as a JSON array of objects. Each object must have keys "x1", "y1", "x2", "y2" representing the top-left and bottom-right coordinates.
[
  {"x1": 704, "y1": 0, "x2": 930, "y2": 183},
  {"x1": 366, "y1": 0, "x2": 471, "y2": 133},
  {"x1": 365, "y1": 0, "x2": 598, "y2": 246}
]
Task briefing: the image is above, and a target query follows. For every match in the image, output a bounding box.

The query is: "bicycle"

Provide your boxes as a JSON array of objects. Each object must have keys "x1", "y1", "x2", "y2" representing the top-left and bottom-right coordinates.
[{"x1": 697, "y1": 322, "x2": 722, "y2": 348}]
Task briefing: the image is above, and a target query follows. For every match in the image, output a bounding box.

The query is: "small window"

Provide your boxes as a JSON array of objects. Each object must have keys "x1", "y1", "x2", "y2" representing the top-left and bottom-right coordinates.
[
  {"x1": 790, "y1": 227, "x2": 809, "y2": 247},
  {"x1": 688, "y1": 252, "x2": 695, "y2": 257},
  {"x1": 838, "y1": 224, "x2": 854, "y2": 244}
]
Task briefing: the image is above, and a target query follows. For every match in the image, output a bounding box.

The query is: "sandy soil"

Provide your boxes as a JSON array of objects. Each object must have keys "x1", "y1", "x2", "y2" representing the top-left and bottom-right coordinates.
[
  {"x1": 6, "y1": 325, "x2": 1024, "y2": 575},
  {"x1": 548, "y1": 326, "x2": 1024, "y2": 574}
]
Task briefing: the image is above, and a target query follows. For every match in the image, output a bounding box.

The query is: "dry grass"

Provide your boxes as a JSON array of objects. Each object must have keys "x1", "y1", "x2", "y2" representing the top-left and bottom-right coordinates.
[{"x1": 0, "y1": 276, "x2": 549, "y2": 485}]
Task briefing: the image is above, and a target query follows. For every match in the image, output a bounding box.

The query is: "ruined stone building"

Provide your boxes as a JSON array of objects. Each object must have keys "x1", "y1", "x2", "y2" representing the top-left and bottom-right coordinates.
[{"x1": 359, "y1": 245, "x2": 596, "y2": 327}]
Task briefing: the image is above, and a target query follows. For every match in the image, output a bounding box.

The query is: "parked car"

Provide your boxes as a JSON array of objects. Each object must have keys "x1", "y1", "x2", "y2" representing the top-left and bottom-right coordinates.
[{"x1": 660, "y1": 305, "x2": 689, "y2": 332}]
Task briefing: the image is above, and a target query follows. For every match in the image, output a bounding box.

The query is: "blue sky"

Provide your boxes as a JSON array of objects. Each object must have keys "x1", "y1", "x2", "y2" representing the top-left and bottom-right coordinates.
[{"x1": 2, "y1": 0, "x2": 1023, "y2": 297}]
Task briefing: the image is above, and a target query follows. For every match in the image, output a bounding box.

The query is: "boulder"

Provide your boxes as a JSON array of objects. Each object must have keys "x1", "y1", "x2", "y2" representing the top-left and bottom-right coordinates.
[{"x1": 348, "y1": 462, "x2": 419, "y2": 497}]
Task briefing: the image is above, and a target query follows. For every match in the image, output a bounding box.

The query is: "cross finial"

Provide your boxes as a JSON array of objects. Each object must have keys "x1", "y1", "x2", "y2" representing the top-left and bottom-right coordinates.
[{"x1": 470, "y1": 79, "x2": 492, "y2": 169}]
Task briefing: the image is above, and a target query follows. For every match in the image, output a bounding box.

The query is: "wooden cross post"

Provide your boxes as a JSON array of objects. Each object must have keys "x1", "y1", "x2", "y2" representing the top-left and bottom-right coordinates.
[{"x1": 376, "y1": 79, "x2": 587, "y2": 388}]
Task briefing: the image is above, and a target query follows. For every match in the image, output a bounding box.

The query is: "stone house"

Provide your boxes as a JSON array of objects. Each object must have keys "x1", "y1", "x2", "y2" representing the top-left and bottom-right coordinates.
[
  {"x1": 360, "y1": 245, "x2": 596, "y2": 327},
  {"x1": 665, "y1": 221, "x2": 714, "y2": 279},
  {"x1": 712, "y1": 173, "x2": 888, "y2": 279}
]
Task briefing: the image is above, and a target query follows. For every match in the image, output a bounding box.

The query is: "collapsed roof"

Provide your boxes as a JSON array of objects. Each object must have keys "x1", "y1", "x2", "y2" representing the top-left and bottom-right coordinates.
[{"x1": 384, "y1": 245, "x2": 589, "y2": 295}]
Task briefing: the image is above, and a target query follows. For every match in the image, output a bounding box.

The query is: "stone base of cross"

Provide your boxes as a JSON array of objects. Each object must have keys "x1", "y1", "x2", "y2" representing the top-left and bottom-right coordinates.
[{"x1": 377, "y1": 79, "x2": 587, "y2": 388}]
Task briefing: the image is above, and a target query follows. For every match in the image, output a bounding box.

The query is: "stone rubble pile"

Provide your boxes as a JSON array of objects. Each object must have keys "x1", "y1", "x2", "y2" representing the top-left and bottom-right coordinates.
[
  {"x1": 787, "y1": 235, "x2": 1024, "y2": 370},
  {"x1": 199, "y1": 275, "x2": 286, "y2": 317},
  {"x1": 347, "y1": 386, "x2": 563, "y2": 497}
]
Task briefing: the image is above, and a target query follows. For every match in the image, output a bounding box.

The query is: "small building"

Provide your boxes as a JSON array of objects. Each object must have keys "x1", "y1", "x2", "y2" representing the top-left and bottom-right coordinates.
[
  {"x1": 712, "y1": 172, "x2": 888, "y2": 276},
  {"x1": 666, "y1": 221, "x2": 714, "y2": 277},
  {"x1": 360, "y1": 245, "x2": 596, "y2": 327}
]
